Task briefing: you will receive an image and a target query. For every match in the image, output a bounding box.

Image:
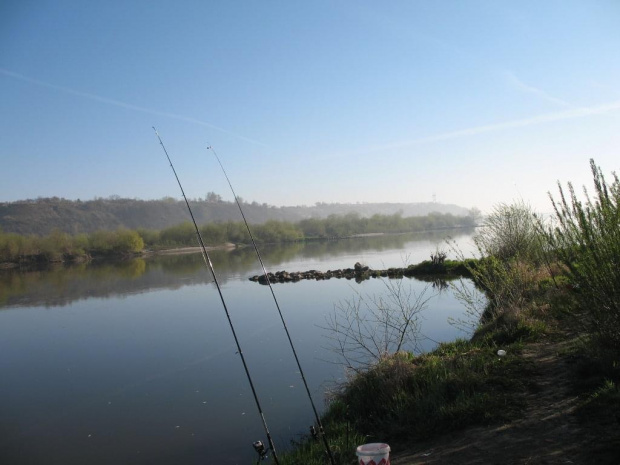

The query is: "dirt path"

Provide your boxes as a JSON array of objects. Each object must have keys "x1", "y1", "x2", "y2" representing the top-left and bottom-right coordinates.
[{"x1": 390, "y1": 339, "x2": 620, "y2": 465}]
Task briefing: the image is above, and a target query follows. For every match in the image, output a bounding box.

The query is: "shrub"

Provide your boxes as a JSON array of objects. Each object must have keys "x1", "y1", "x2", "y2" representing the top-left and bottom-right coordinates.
[
  {"x1": 545, "y1": 159, "x2": 620, "y2": 349},
  {"x1": 474, "y1": 201, "x2": 544, "y2": 263},
  {"x1": 451, "y1": 201, "x2": 550, "y2": 334},
  {"x1": 88, "y1": 228, "x2": 144, "y2": 255}
]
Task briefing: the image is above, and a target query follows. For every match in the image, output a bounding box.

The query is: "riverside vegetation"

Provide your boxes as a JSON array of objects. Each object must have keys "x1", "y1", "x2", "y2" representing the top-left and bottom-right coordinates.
[
  {"x1": 279, "y1": 160, "x2": 620, "y2": 464},
  {"x1": 0, "y1": 211, "x2": 476, "y2": 266}
]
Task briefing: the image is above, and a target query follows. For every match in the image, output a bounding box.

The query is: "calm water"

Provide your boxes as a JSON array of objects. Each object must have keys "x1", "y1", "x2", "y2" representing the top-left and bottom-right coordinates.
[{"x1": 0, "y1": 230, "x2": 477, "y2": 464}]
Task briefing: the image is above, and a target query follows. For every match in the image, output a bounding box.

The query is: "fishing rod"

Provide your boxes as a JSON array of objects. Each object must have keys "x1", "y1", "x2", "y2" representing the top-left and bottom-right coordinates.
[
  {"x1": 152, "y1": 128, "x2": 280, "y2": 465},
  {"x1": 208, "y1": 145, "x2": 337, "y2": 465}
]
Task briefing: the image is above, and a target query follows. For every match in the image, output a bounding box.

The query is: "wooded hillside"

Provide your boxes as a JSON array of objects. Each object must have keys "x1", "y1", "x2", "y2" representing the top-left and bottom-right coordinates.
[{"x1": 0, "y1": 195, "x2": 473, "y2": 235}]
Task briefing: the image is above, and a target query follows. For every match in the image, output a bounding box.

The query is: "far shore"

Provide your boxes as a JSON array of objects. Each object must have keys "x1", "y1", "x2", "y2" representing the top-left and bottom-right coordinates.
[{"x1": 144, "y1": 243, "x2": 237, "y2": 256}]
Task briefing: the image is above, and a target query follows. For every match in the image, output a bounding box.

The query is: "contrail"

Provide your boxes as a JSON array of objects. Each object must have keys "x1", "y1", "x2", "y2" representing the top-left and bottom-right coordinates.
[
  {"x1": 504, "y1": 71, "x2": 573, "y2": 108},
  {"x1": 0, "y1": 68, "x2": 267, "y2": 147},
  {"x1": 342, "y1": 98, "x2": 620, "y2": 157}
]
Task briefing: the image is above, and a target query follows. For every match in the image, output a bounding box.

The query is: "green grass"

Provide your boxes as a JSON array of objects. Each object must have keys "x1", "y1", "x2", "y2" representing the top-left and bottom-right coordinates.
[
  {"x1": 280, "y1": 333, "x2": 535, "y2": 463},
  {"x1": 404, "y1": 259, "x2": 476, "y2": 277},
  {"x1": 278, "y1": 417, "x2": 366, "y2": 465}
]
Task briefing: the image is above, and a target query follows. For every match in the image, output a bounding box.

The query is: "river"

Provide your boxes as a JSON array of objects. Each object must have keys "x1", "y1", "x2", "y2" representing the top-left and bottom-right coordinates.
[{"x1": 0, "y1": 229, "x2": 478, "y2": 464}]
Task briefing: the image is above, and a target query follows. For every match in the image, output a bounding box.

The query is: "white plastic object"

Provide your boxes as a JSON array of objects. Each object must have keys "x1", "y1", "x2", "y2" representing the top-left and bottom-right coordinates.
[{"x1": 355, "y1": 442, "x2": 391, "y2": 465}]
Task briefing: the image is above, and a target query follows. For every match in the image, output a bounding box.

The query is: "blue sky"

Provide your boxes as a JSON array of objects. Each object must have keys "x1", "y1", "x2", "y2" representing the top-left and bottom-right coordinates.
[{"x1": 2, "y1": 1, "x2": 619, "y2": 213}]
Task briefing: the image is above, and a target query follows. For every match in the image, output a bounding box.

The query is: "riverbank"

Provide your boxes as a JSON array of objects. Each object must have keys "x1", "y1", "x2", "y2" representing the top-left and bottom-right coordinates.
[
  {"x1": 0, "y1": 243, "x2": 237, "y2": 270},
  {"x1": 142, "y1": 242, "x2": 236, "y2": 256},
  {"x1": 391, "y1": 333, "x2": 620, "y2": 464},
  {"x1": 279, "y1": 267, "x2": 620, "y2": 464}
]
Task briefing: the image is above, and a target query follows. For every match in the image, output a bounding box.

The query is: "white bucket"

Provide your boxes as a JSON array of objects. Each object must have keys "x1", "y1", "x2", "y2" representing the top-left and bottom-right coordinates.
[{"x1": 355, "y1": 443, "x2": 391, "y2": 465}]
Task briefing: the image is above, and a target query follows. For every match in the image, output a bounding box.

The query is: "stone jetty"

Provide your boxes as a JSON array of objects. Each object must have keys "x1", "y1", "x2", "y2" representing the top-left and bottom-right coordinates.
[{"x1": 249, "y1": 262, "x2": 407, "y2": 285}]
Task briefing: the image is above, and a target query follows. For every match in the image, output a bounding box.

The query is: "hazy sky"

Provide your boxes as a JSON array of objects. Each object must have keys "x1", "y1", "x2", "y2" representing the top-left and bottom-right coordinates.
[{"x1": 2, "y1": 1, "x2": 619, "y2": 213}]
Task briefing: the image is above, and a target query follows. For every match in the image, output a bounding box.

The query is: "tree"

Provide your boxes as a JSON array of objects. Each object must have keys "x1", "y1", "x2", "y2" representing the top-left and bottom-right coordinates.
[
  {"x1": 467, "y1": 207, "x2": 483, "y2": 225},
  {"x1": 206, "y1": 191, "x2": 222, "y2": 203}
]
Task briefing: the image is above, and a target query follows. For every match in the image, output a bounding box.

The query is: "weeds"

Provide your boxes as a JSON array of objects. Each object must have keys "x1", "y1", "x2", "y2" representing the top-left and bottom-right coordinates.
[
  {"x1": 544, "y1": 159, "x2": 620, "y2": 350},
  {"x1": 278, "y1": 417, "x2": 366, "y2": 465},
  {"x1": 330, "y1": 337, "x2": 532, "y2": 442}
]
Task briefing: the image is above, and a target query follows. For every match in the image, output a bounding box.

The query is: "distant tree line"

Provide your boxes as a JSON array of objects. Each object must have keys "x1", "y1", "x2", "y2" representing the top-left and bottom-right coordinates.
[
  {"x1": 0, "y1": 194, "x2": 474, "y2": 235},
  {"x1": 0, "y1": 228, "x2": 144, "y2": 264},
  {"x1": 0, "y1": 211, "x2": 476, "y2": 264},
  {"x1": 140, "y1": 211, "x2": 476, "y2": 247}
]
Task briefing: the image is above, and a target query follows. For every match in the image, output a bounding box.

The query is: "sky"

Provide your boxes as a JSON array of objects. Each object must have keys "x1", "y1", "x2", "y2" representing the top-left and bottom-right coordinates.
[{"x1": 1, "y1": 0, "x2": 619, "y2": 214}]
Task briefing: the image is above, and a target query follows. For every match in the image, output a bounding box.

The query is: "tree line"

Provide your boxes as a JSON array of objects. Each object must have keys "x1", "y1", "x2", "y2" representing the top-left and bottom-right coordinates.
[
  {"x1": 0, "y1": 211, "x2": 476, "y2": 264},
  {"x1": 0, "y1": 194, "x2": 472, "y2": 235}
]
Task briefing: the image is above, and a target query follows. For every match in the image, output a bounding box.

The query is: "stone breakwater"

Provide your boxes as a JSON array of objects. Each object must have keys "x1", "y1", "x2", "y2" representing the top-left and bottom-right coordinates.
[{"x1": 249, "y1": 262, "x2": 406, "y2": 284}]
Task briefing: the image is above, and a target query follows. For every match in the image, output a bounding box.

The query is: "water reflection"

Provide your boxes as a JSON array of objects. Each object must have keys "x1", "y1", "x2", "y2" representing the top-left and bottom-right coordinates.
[{"x1": 0, "y1": 229, "x2": 475, "y2": 309}]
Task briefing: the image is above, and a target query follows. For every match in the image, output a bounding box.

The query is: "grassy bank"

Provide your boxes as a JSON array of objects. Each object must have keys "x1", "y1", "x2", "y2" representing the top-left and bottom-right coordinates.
[
  {"x1": 281, "y1": 263, "x2": 618, "y2": 464},
  {"x1": 279, "y1": 281, "x2": 553, "y2": 463}
]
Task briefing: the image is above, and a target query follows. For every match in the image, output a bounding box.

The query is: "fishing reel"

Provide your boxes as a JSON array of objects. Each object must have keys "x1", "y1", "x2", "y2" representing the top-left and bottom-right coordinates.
[{"x1": 253, "y1": 440, "x2": 269, "y2": 462}]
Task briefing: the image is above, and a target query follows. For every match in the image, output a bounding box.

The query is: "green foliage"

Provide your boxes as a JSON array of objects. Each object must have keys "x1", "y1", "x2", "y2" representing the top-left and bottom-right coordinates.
[
  {"x1": 159, "y1": 222, "x2": 196, "y2": 247},
  {"x1": 247, "y1": 220, "x2": 302, "y2": 243},
  {"x1": 450, "y1": 202, "x2": 552, "y2": 335},
  {"x1": 475, "y1": 201, "x2": 545, "y2": 263},
  {"x1": 546, "y1": 159, "x2": 620, "y2": 350},
  {"x1": 297, "y1": 217, "x2": 327, "y2": 237},
  {"x1": 88, "y1": 229, "x2": 144, "y2": 255},
  {"x1": 115, "y1": 229, "x2": 144, "y2": 254},
  {"x1": 0, "y1": 228, "x2": 93, "y2": 263},
  {"x1": 473, "y1": 311, "x2": 547, "y2": 346},
  {"x1": 279, "y1": 414, "x2": 366, "y2": 465},
  {"x1": 450, "y1": 254, "x2": 546, "y2": 337},
  {"x1": 282, "y1": 335, "x2": 533, "y2": 463},
  {"x1": 1, "y1": 196, "x2": 474, "y2": 236},
  {"x1": 404, "y1": 259, "x2": 475, "y2": 277},
  {"x1": 327, "y1": 339, "x2": 531, "y2": 443},
  {"x1": 1, "y1": 210, "x2": 475, "y2": 264},
  {"x1": 136, "y1": 228, "x2": 160, "y2": 247},
  {"x1": 224, "y1": 221, "x2": 251, "y2": 243},
  {"x1": 0, "y1": 230, "x2": 26, "y2": 262},
  {"x1": 299, "y1": 211, "x2": 473, "y2": 238},
  {"x1": 199, "y1": 223, "x2": 227, "y2": 246}
]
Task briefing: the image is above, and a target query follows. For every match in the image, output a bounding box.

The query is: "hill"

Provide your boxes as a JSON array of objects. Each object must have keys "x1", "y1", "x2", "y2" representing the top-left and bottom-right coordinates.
[{"x1": 0, "y1": 196, "x2": 473, "y2": 235}]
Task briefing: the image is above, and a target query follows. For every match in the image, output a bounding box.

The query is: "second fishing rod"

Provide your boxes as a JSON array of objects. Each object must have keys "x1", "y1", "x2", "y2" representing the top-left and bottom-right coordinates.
[{"x1": 208, "y1": 145, "x2": 337, "y2": 465}]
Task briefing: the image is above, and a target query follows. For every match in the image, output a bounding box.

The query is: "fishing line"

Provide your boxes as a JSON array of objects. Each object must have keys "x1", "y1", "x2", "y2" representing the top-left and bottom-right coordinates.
[
  {"x1": 208, "y1": 145, "x2": 337, "y2": 465},
  {"x1": 152, "y1": 128, "x2": 279, "y2": 464}
]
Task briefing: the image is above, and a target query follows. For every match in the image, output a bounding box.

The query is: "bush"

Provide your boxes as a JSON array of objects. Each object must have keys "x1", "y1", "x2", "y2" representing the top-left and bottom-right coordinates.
[
  {"x1": 474, "y1": 201, "x2": 544, "y2": 263},
  {"x1": 451, "y1": 201, "x2": 551, "y2": 333},
  {"x1": 159, "y1": 222, "x2": 196, "y2": 246},
  {"x1": 545, "y1": 159, "x2": 620, "y2": 349},
  {"x1": 0, "y1": 230, "x2": 23, "y2": 262},
  {"x1": 88, "y1": 228, "x2": 144, "y2": 255}
]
